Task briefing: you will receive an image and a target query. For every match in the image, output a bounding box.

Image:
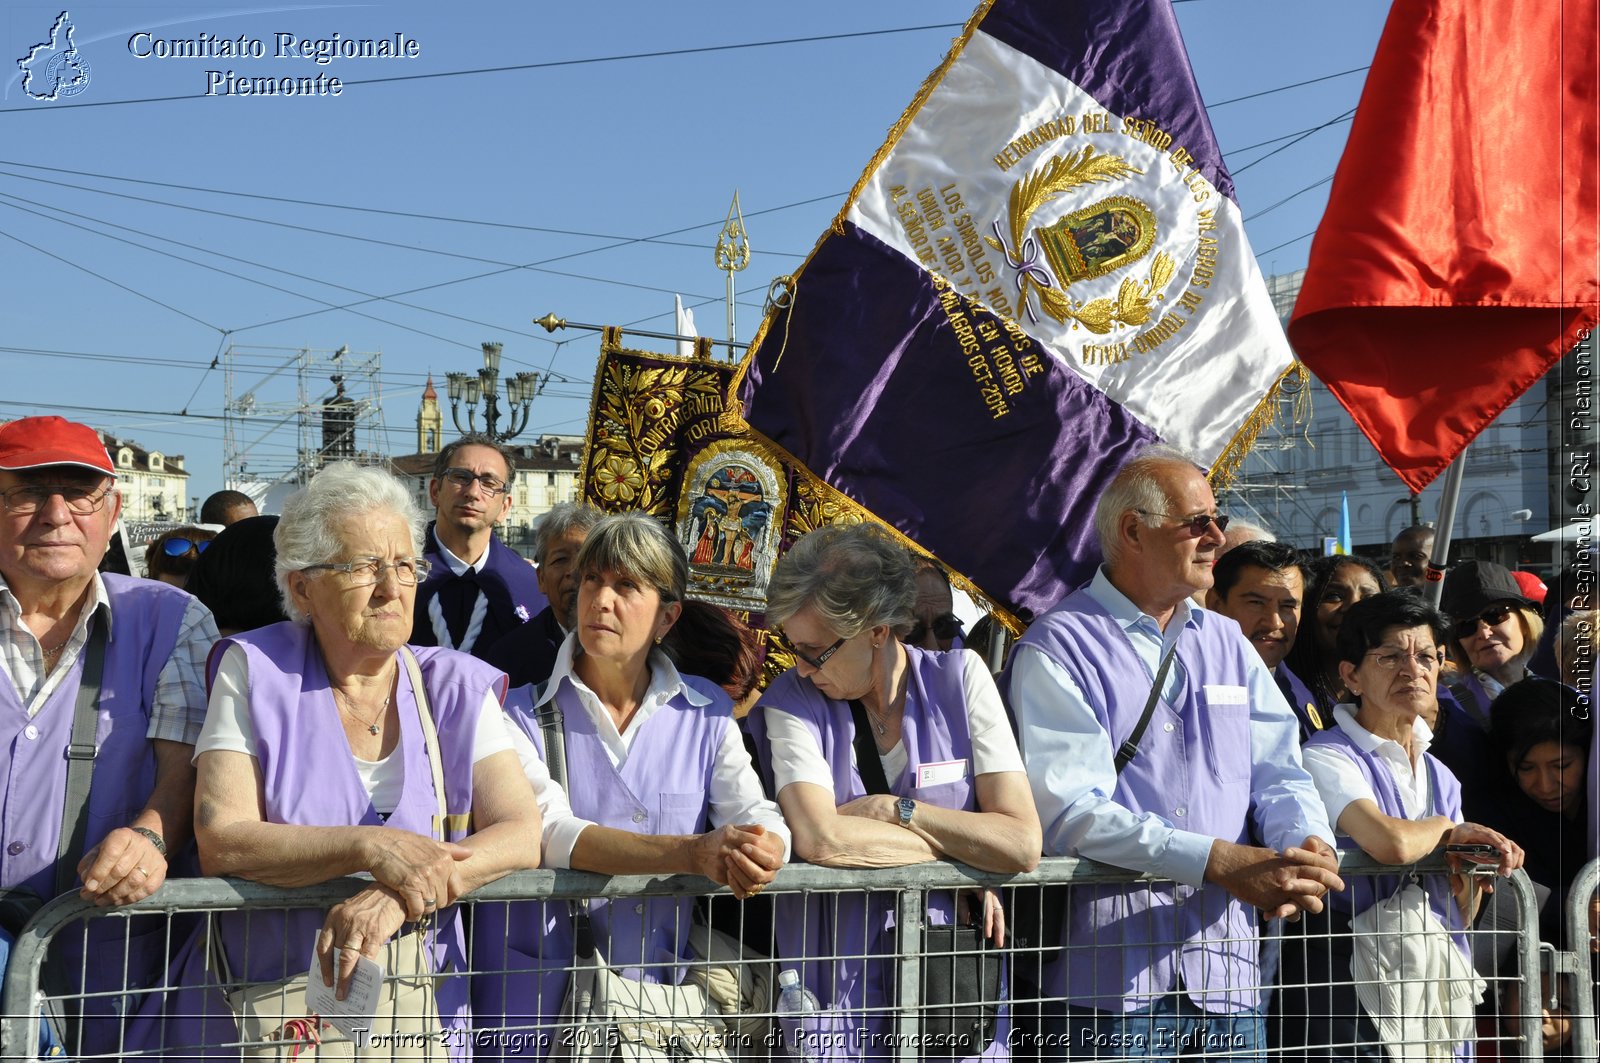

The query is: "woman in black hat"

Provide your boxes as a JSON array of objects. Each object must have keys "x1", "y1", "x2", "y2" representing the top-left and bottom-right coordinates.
[{"x1": 1440, "y1": 560, "x2": 1545, "y2": 725}]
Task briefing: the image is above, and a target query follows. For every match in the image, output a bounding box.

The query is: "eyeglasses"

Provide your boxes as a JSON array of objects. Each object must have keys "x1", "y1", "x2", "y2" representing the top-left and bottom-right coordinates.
[
  {"x1": 0, "y1": 482, "x2": 115, "y2": 516},
  {"x1": 438, "y1": 467, "x2": 508, "y2": 497},
  {"x1": 1136, "y1": 509, "x2": 1230, "y2": 536},
  {"x1": 781, "y1": 633, "x2": 848, "y2": 670},
  {"x1": 907, "y1": 613, "x2": 963, "y2": 645},
  {"x1": 1452, "y1": 604, "x2": 1514, "y2": 639},
  {"x1": 303, "y1": 556, "x2": 432, "y2": 587},
  {"x1": 160, "y1": 537, "x2": 210, "y2": 557},
  {"x1": 1364, "y1": 648, "x2": 1443, "y2": 672}
]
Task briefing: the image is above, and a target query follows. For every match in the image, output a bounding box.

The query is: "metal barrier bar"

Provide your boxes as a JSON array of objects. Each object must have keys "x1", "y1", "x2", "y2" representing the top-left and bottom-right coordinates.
[
  {"x1": 0, "y1": 855, "x2": 1550, "y2": 1062},
  {"x1": 1563, "y1": 858, "x2": 1599, "y2": 1063}
]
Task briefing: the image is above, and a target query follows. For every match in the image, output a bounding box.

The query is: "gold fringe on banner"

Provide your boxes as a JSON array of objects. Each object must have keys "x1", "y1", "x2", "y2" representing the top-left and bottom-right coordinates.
[{"x1": 1209, "y1": 360, "x2": 1311, "y2": 490}]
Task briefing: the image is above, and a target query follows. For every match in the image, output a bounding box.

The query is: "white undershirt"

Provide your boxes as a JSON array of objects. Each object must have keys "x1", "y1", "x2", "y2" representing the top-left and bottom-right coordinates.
[
  {"x1": 427, "y1": 529, "x2": 490, "y2": 653},
  {"x1": 195, "y1": 642, "x2": 512, "y2": 816},
  {"x1": 761, "y1": 649, "x2": 1024, "y2": 796}
]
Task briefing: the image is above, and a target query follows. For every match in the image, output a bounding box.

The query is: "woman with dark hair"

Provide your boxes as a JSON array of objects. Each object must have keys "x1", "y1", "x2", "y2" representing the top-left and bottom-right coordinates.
[
  {"x1": 1480, "y1": 678, "x2": 1593, "y2": 1056},
  {"x1": 1282, "y1": 554, "x2": 1386, "y2": 717},
  {"x1": 1273, "y1": 591, "x2": 1522, "y2": 1062},
  {"x1": 144, "y1": 525, "x2": 216, "y2": 588}
]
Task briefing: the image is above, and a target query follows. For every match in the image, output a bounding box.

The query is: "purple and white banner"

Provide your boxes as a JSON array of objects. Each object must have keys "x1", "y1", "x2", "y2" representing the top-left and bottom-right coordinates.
[{"x1": 739, "y1": 0, "x2": 1292, "y2": 620}]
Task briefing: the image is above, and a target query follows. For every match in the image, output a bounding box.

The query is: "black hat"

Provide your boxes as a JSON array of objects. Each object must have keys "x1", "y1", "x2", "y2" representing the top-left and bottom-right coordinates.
[{"x1": 1439, "y1": 559, "x2": 1535, "y2": 623}]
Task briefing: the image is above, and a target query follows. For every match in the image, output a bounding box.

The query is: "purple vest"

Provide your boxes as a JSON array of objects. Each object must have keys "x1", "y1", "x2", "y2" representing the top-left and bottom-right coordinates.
[
  {"x1": 210, "y1": 621, "x2": 495, "y2": 1041},
  {"x1": 1014, "y1": 590, "x2": 1260, "y2": 1012},
  {"x1": 756, "y1": 647, "x2": 1008, "y2": 1062},
  {"x1": 473, "y1": 666, "x2": 730, "y2": 1058},
  {"x1": 413, "y1": 524, "x2": 546, "y2": 657},
  {"x1": 1303, "y1": 725, "x2": 1465, "y2": 933},
  {"x1": 1275, "y1": 661, "x2": 1329, "y2": 741}
]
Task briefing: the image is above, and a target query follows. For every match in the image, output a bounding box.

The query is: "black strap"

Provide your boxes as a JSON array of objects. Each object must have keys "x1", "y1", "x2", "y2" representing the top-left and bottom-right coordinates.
[
  {"x1": 530, "y1": 680, "x2": 565, "y2": 790},
  {"x1": 1112, "y1": 639, "x2": 1180, "y2": 776},
  {"x1": 847, "y1": 699, "x2": 893, "y2": 796},
  {"x1": 58, "y1": 620, "x2": 107, "y2": 897}
]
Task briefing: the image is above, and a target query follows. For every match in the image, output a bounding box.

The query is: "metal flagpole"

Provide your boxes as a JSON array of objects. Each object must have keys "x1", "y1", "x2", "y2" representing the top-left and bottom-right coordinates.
[
  {"x1": 715, "y1": 191, "x2": 750, "y2": 351},
  {"x1": 1423, "y1": 442, "x2": 1469, "y2": 608}
]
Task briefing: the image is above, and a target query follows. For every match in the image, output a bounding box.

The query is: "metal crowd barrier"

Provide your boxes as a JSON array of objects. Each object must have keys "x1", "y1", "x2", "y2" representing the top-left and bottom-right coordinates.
[
  {"x1": 1559, "y1": 858, "x2": 1599, "y2": 1063},
  {"x1": 0, "y1": 855, "x2": 1548, "y2": 1061}
]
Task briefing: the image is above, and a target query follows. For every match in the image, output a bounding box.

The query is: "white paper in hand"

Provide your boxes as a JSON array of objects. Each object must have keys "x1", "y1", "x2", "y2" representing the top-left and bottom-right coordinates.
[{"x1": 305, "y1": 942, "x2": 385, "y2": 1040}]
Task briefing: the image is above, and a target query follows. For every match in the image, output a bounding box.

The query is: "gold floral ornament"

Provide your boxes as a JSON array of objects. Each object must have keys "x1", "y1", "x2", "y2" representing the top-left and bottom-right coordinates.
[
  {"x1": 987, "y1": 146, "x2": 1176, "y2": 334},
  {"x1": 592, "y1": 454, "x2": 644, "y2": 503}
]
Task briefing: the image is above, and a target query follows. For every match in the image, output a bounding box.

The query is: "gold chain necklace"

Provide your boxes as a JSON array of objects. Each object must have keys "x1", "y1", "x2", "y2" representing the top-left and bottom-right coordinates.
[{"x1": 334, "y1": 668, "x2": 395, "y2": 736}]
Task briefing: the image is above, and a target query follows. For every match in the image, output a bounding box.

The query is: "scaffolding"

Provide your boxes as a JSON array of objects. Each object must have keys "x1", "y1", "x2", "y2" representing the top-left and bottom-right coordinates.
[{"x1": 221, "y1": 343, "x2": 386, "y2": 489}]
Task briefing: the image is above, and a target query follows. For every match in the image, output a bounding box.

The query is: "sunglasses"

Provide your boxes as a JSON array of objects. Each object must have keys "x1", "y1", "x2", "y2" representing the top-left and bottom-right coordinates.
[
  {"x1": 907, "y1": 613, "x2": 963, "y2": 645},
  {"x1": 160, "y1": 537, "x2": 210, "y2": 557},
  {"x1": 1136, "y1": 509, "x2": 1230, "y2": 537},
  {"x1": 780, "y1": 633, "x2": 848, "y2": 670},
  {"x1": 1453, "y1": 604, "x2": 1514, "y2": 639}
]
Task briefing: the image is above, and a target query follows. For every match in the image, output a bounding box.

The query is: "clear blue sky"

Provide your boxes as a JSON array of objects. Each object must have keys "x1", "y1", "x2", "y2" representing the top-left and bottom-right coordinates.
[{"x1": 1, "y1": 0, "x2": 1391, "y2": 499}]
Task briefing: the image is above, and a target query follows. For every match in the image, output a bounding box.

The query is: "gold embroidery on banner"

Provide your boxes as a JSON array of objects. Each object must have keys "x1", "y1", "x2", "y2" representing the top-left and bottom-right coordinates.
[{"x1": 1209, "y1": 361, "x2": 1310, "y2": 491}]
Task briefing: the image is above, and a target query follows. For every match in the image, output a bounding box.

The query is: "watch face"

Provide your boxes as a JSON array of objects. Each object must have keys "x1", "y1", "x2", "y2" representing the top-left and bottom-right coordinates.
[{"x1": 898, "y1": 797, "x2": 915, "y2": 826}]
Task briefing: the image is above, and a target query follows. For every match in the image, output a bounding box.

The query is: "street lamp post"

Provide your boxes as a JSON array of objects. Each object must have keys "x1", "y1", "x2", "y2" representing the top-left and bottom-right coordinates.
[{"x1": 445, "y1": 342, "x2": 542, "y2": 443}]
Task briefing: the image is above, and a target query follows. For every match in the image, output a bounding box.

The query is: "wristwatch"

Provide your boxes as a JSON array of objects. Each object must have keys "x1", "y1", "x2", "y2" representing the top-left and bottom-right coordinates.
[{"x1": 897, "y1": 797, "x2": 916, "y2": 829}]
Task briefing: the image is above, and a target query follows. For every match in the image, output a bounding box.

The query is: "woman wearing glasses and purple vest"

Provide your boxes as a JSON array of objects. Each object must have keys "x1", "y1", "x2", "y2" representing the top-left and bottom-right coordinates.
[
  {"x1": 477, "y1": 512, "x2": 789, "y2": 1058},
  {"x1": 1272, "y1": 592, "x2": 1523, "y2": 1062},
  {"x1": 750, "y1": 524, "x2": 1041, "y2": 1062},
  {"x1": 193, "y1": 463, "x2": 542, "y2": 1060}
]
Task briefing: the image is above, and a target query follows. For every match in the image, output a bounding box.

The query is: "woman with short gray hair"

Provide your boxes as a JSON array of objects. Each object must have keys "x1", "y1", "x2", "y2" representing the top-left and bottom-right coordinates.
[
  {"x1": 754, "y1": 522, "x2": 1040, "y2": 1060},
  {"x1": 193, "y1": 462, "x2": 542, "y2": 1058}
]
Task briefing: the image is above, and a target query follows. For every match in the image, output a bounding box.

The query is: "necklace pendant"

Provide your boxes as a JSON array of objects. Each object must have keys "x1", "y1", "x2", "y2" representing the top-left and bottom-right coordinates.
[
  {"x1": 876, "y1": 722, "x2": 886, "y2": 735},
  {"x1": 368, "y1": 723, "x2": 380, "y2": 736}
]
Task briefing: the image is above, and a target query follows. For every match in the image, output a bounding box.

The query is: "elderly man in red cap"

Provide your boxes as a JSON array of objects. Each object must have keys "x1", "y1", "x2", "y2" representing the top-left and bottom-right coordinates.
[{"x1": 0, "y1": 416, "x2": 220, "y2": 1050}]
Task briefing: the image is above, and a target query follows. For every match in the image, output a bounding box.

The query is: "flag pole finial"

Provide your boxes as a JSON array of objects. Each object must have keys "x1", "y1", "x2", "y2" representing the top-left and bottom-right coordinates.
[{"x1": 715, "y1": 190, "x2": 750, "y2": 349}]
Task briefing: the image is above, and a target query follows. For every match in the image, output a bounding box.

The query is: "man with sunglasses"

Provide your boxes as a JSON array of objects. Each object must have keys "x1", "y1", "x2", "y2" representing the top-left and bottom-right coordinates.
[
  {"x1": 0, "y1": 416, "x2": 221, "y2": 1052},
  {"x1": 1007, "y1": 444, "x2": 1342, "y2": 1057},
  {"x1": 410, "y1": 434, "x2": 545, "y2": 659},
  {"x1": 908, "y1": 557, "x2": 965, "y2": 651}
]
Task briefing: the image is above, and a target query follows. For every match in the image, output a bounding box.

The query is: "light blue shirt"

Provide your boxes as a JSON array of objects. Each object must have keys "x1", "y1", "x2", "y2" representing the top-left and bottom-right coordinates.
[{"x1": 1010, "y1": 567, "x2": 1334, "y2": 888}]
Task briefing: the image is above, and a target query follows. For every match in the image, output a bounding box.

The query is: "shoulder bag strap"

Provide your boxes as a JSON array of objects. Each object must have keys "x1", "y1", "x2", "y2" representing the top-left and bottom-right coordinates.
[
  {"x1": 847, "y1": 699, "x2": 893, "y2": 796},
  {"x1": 529, "y1": 681, "x2": 564, "y2": 789},
  {"x1": 1113, "y1": 637, "x2": 1181, "y2": 776},
  {"x1": 399, "y1": 649, "x2": 449, "y2": 842},
  {"x1": 57, "y1": 620, "x2": 108, "y2": 897}
]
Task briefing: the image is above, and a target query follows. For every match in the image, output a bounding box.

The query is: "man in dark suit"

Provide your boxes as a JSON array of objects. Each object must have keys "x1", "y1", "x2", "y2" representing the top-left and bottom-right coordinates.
[
  {"x1": 411, "y1": 435, "x2": 544, "y2": 658},
  {"x1": 481, "y1": 502, "x2": 602, "y2": 687}
]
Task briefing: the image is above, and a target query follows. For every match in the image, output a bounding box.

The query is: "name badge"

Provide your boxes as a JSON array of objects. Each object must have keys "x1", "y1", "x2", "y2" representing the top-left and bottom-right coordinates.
[
  {"x1": 916, "y1": 759, "x2": 968, "y2": 788},
  {"x1": 1204, "y1": 684, "x2": 1249, "y2": 705}
]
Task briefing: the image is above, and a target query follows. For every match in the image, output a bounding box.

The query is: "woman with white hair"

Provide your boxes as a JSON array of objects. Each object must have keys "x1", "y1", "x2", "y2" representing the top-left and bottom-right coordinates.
[{"x1": 193, "y1": 463, "x2": 542, "y2": 1059}]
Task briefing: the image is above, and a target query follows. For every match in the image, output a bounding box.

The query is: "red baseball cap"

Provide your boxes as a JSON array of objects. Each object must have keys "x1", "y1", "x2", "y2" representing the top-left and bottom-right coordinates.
[
  {"x1": 0, "y1": 417, "x2": 115, "y2": 475},
  {"x1": 1512, "y1": 570, "x2": 1548, "y2": 605}
]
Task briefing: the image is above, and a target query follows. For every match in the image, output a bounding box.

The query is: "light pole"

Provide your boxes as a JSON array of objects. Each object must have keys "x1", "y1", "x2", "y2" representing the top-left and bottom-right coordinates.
[{"x1": 445, "y1": 341, "x2": 542, "y2": 443}]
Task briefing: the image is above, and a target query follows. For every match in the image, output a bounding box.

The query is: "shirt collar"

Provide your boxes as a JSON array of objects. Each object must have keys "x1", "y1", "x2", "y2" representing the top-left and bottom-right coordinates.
[
  {"x1": 1332, "y1": 703, "x2": 1435, "y2": 759},
  {"x1": 0, "y1": 569, "x2": 114, "y2": 638},
  {"x1": 432, "y1": 525, "x2": 487, "y2": 576},
  {"x1": 538, "y1": 631, "x2": 711, "y2": 710},
  {"x1": 1088, "y1": 566, "x2": 1198, "y2": 641}
]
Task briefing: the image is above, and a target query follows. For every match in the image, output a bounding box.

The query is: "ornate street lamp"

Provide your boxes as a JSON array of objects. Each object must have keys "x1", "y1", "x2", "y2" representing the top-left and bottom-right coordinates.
[{"x1": 445, "y1": 342, "x2": 542, "y2": 442}]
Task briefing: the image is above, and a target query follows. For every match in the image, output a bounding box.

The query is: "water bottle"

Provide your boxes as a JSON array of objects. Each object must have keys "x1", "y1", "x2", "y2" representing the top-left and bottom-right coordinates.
[{"x1": 774, "y1": 968, "x2": 821, "y2": 1060}]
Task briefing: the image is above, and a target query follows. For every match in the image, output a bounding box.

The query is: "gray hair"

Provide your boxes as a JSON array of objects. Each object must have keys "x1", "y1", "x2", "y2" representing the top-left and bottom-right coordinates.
[
  {"x1": 274, "y1": 462, "x2": 425, "y2": 623},
  {"x1": 575, "y1": 512, "x2": 687, "y2": 603},
  {"x1": 533, "y1": 502, "x2": 604, "y2": 564},
  {"x1": 1093, "y1": 443, "x2": 1204, "y2": 565},
  {"x1": 766, "y1": 523, "x2": 917, "y2": 638}
]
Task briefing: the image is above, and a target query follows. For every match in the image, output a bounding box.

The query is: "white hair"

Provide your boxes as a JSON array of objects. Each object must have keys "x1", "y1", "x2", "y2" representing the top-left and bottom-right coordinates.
[{"x1": 1092, "y1": 444, "x2": 1205, "y2": 565}]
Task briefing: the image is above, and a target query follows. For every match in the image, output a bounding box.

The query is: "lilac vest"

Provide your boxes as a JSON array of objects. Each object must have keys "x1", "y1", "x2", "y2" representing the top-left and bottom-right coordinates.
[
  {"x1": 413, "y1": 525, "x2": 546, "y2": 657},
  {"x1": 1014, "y1": 591, "x2": 1260, "y2": 1012},
  {"x1": 0, "y1": 574, "x2": 189, "y2": 900},
  {"x1": 756, "y1": 648, "x2": 1007, "y2": 1062},
  {"x1": 1303, "y1": 725, "x2": 1465, "y2": 933},
  {"x1": 210, "y1": 622, "x2": 494, "y2": 1034},
  {"x1": 473, "y1": 667, "x2": 730, "y2": 1058},
  {"x1": 1275, "y1": 661, "x2": 1329, "y2": 741}
]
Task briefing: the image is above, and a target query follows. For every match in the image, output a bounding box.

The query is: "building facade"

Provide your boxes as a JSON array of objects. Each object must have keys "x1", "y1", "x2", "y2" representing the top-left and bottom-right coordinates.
[{"x1": 102, "y1": 433, "x2": 192, "y2": 524}]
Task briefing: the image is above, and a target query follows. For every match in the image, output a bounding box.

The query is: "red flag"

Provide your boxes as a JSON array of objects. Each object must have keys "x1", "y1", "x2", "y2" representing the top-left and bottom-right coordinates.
[{"x1": 1288, "y1": 0, "x2": 1599, "y2": 492}]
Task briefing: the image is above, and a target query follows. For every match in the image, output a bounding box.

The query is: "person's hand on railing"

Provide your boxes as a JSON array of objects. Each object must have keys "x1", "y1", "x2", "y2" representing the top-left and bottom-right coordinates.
[
  {"x1": 77, "y1": 825, "x2": 168, "y2": 907},
  {"x1": 362, "y1": 829, "x2": 471, "y2": 921},
  {"x1": 687, "y1": 823, "x2": 783, "y2": 899},
  {"x1": 961, "y1": 887, "x2": 1006, "y2": 946},
  {"x1": 317, "y1": 885, "x2": 408, "y2": 1001},
  {"x1": 1204, "y1": 837, "x2": 1345, "y2": 920}
]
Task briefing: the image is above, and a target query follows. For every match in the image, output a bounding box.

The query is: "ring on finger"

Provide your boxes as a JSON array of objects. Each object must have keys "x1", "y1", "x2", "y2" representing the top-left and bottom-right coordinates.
[
  {"x1": 134, "y1": 867, "x2": 147, "y2": 877},
  {"x1": 423, "y1": 898, "x2": 437, "y2": 907}
]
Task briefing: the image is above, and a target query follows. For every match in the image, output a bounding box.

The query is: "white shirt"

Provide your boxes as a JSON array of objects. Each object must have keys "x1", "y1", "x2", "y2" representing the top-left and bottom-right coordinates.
[
  {"x1": 426, "y1": 529, "x2": 490, "y2": 653},
  {"x1": 197, "y1": 642, "x2": 514, "y2": 816},
  {"x1": 1301, "y1": 704, "x2": 1459, "y2": 831},
  {"x1": 527, "y1": 635, "x2": 791, "y2": 869},
  {"x1": 762, "y1": 648, "x2": 1023, "y2": 794}
]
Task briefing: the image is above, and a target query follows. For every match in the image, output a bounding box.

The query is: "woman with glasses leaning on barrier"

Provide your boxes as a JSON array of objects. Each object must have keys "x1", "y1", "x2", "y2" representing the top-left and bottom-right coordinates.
[
  {"x1": 748, "y1": 523, "x2": 1041, "y2": 1063},
  {"x1": 192, "y1": 462, "x2": 542, "y2": 1060},
  {"x1": 476, "y1": 511, "x2": 789, "y2": 1059},
  {"x1": 1271, "y1": 591, "x2": 1524, "y2": 1063}
]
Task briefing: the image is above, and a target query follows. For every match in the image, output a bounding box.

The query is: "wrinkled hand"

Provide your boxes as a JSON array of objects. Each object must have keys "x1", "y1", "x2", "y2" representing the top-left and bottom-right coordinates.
[
  {"x1": 77, "y1": 827, "x2": 167, "y2": 906},
  {"x1": 1205, "y1": 838, "x2": 1344, "y2": 920},
  {"x1": 364, "y1": 830, "x2": 471, "y2": 920},
  {"x1": 317, "y1": 886, "x2": 407, "y2": 1001},
  {"x1": 1445, "y1": 823, "x2": 1524, "y2": 893},
  {"x1": 688, "y1": 824, "x2": 782, "y2": 899},
  {"x1": 961, "y1": 888, "x2": 1006, "y2": 947},
  {"x1": 835, "y1": 794, "x2": 898, "y2": 824}
]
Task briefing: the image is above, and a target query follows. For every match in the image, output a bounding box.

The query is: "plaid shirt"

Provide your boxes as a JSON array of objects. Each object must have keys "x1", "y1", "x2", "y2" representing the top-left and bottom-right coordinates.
[{"x1": 0, "y1": 572, "x2": 216, "y2": 744}]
